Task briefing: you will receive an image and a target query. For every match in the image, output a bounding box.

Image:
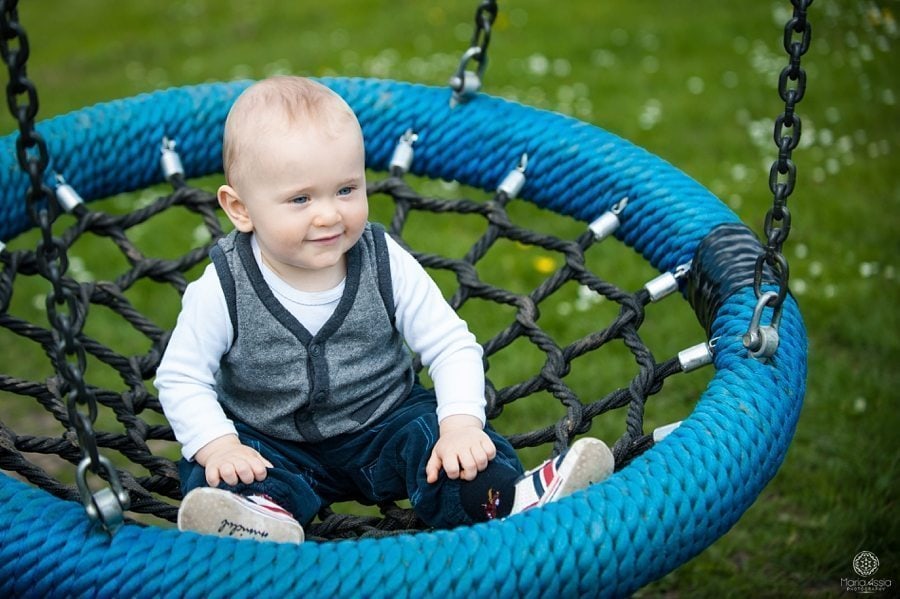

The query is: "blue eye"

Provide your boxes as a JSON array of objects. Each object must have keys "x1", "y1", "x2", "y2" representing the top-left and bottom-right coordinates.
[
  {"x1": 337, "y1": 186, "x2": 354, "y2": 196},
  {"x1": 290, "y1": 195, "x2": 309, "y2": 205}
]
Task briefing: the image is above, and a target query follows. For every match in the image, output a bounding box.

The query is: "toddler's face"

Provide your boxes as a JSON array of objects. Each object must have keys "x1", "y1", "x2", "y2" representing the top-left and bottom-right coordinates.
[{"x1": 233, "y1": 117, "x2": 368, "y2": 289}]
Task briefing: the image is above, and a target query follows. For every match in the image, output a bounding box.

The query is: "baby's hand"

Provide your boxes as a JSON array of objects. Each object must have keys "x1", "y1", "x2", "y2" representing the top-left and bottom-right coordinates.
[
  {"x1": 426, "y1": 415, "x2": 497, "y2": 483},
  {"x1": 194, "y1": 434, "x2": 273, "y2": 487}
]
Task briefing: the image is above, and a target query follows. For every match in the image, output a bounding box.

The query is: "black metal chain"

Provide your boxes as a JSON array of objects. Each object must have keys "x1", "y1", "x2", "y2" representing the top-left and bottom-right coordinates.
[
  {"x1": 0, "y1": 0, "x2": 54, "y2": 227},
  {"x1": 469, "y1": 0, "x2": 497, "y2": 63},
  {"x1": 449, "y1": 0, "x2": 498, "y2": 105},
  {"x1": 752, "y1": 0, "x2": 813, "y2": 322},
  {"x1": 0, "y1": 0, "x2": 128, "y2": 533}
]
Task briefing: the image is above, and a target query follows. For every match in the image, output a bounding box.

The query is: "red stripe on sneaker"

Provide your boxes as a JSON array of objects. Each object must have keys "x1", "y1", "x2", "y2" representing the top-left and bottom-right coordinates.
[
  {"x1": 247, "y1": 495, "x2": 294, "y2": 518},
  {"x1": 540, "y1": 461, "x2": 556, "y2": 488},
  {"x1": 263, "y1": 505, "x2": 292, "y2": 517}
]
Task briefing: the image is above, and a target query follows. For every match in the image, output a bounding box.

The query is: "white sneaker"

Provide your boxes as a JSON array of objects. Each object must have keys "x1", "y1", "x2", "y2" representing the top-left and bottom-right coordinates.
[
  {"x1": 511, "y1": 437, "x2": 615, "y2": 514},
  {"x1": 178, "y1": 488, "x2": 304, "y2": 544}
]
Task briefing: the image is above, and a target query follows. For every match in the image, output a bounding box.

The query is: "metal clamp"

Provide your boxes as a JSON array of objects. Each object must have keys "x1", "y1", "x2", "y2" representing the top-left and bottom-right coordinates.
[
  {"x1": 160, "y1": 136, "x2": 185, "y2": 181},
  {"x1": 75, "y1": 454, "x2": 131, "y2": 534},
  {"x1": 588, "y1": 197, "x2": 628, "y2": 241},
  {"x1": 742, "y1": 291, "x2": 782, "y2": 359},
  {"x1": 54, "y1": 175, "x2": 84, "y2": 213},
  {"x1": 677, "y1": 339, "x2": 715, "y2": 372},
  {"x1": 497, "y1": 154, "x2": 528, "y2": 198},
  {"x1": 652, "y1": 421, "x2": 683, "y2": 442},
  {"x1": 389, "y1": 129, "x2": 418, "y2": 176},
  {"x1": 645, "y1": 262, "x2": 691, "y2": 302}
]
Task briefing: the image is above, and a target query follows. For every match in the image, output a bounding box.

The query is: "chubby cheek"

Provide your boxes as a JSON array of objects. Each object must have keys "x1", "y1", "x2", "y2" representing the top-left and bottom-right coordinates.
[
  {"x1": 348, "y1": 213, "x2": 368, "y2": 236},
  {"x1": 269, "y1": 221, "x2": 308, "y2": 249},
  {"x1": 345, "y1": 198, "x2": 369, "y2": 232}
]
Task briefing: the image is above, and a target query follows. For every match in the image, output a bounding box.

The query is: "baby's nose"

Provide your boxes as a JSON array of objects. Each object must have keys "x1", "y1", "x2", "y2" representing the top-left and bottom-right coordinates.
[{"x1": 312, "y1": 200, "x2": 341, "y2": 226}]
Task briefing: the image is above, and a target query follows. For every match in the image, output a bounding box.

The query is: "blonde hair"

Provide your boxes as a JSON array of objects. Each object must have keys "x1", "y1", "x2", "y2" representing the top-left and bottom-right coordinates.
[{"x1": 222, "y1": 76, "x2": 359, "y2": 187}]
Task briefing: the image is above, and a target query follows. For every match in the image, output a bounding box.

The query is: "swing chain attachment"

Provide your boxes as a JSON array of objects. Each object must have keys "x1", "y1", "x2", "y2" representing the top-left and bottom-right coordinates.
[
  {"x1": 750, "y1": 0, "x2": 813, "y2": 353},
  {"x1": 743, "y1": 292, "x2": 782, "y2": 360},
  {"x1": 0, "y1": 0, "x2": 130, "y2": 534},
  {"x1": 76, "y1": 455, "x2": 131, "y2": 535},
  {"x1": 449, "y1": 0, "x2": 498, "y2": 106}
]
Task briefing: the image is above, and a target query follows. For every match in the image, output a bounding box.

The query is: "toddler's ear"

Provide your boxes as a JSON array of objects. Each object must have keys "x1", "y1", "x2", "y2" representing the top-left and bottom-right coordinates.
[{"x1": 217, "y1": 185, "x2": 253, "y2": 232}]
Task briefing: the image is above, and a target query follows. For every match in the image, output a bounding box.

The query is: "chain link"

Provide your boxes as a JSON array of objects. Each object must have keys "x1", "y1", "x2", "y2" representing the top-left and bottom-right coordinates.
[
  {"x1": 449, "y1": 0, "x2": 498, "y2": 105},
  {"x1": 0, "y1": 1, "x2": 55, "y2": 229},
  {"x1": 0, "y1": 0, "x2": 128, "y2": 533},
  {"x1": 752, "y1": 0, "x2": 813, "y2": 321},
  {"x1": 469, "y1": 0, "x2": 498, "y2": 58}
]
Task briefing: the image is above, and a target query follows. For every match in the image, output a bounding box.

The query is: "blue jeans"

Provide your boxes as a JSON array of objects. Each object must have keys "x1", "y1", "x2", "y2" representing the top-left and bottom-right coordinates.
[{"x1": 179, "y1": 384, "x2": 523, "y2": 528}]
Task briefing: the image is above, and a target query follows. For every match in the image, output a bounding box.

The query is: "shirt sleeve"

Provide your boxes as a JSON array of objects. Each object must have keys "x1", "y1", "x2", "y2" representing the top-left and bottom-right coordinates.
[
  {"x1": 154, "y1": 263, "x2": 237, "y2": 460},
  {"x1": 384, "y1": 234, "x2": 487, "y2": 425}
]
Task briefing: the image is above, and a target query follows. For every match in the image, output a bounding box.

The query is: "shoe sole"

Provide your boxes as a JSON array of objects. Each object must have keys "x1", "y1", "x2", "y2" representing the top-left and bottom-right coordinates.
[
  {"x1": 538, "y1": 438, "x2": 615, "y2": 506},
  {"x1": 178, "y1": 488, "x2": 304, "y2": 544}
]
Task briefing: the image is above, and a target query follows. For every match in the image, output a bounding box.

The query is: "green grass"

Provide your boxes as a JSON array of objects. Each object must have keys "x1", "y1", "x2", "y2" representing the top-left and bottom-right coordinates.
[{"x1": 1, "y1": 0, "x2": 898, "y2": 596}]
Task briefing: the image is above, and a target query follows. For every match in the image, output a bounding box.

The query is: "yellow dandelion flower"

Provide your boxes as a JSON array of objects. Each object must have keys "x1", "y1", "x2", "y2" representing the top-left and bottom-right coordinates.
[{"x1": 533, "y1": 256, "x2": 557, "y2": 274}]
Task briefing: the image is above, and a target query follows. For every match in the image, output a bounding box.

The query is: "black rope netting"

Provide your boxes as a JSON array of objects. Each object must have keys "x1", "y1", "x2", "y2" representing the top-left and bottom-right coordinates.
[{"x1": 0, "y1": 163, "x2": 690, "y2": 539}]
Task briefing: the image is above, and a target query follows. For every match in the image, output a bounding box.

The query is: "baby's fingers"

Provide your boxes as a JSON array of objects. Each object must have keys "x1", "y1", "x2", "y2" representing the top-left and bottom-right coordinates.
[
  {"x1": 217, "y1": 462, "x2": 239, "y2": 486},
  {"x1": 250, "y1": 455, "x2": 270, "y2": 482},
  {"x1": 468, "y1": 446, "x2": 490, "y2": 474},
  {"x1": 205, "y1": 465, "x2": 222, "y2": 487},
  {"x1": 440, "y1": 452, "x2": 462, "y2": 480},
  {"x1": 458, "y1": 450, "x2": 482, "y2": 481},
  {"x1": 426, "y1": 451, "x2": 443, "y2": 483},
  {"x1": 233, "y1": 458, "x2": 260, "y2": 485},
  {"x1": 481, "y1": 438, "x2": 497, "y2": 461}
]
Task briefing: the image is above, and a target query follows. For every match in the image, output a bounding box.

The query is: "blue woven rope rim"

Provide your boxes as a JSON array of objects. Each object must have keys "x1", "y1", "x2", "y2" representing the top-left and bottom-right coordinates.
[{"x1": 0, "y1": 79, "x2": 806, "y2": 598}]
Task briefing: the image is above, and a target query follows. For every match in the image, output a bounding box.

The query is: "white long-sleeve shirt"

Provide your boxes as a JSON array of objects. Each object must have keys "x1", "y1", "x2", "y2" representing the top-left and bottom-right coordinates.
[{"x1": 155, "y1": 232, "x2": 485, "y2": 460}]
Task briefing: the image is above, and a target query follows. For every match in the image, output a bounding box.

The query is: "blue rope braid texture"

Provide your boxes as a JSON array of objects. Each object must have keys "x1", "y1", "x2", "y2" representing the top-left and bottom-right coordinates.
[{"x1": 0, "y1": 79, "x2": 807, "y2": 598}]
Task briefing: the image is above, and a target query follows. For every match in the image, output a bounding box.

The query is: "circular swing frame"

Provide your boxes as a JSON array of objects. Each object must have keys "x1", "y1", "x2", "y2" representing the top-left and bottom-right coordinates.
[{"x1": 0, "y1": 78, "x2": 806, "y2": 598}]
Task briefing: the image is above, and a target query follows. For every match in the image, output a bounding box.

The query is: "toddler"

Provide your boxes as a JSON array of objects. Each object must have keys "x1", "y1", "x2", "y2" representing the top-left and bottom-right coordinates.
[{"x1": 155, "y1": 76, "x2": 614, "y2": 543}]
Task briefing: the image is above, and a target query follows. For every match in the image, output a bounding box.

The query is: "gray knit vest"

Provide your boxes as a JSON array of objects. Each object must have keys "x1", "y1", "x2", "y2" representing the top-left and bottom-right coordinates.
[{"x1": 210, "y1": 224, "x2": 414, "y2": 443}]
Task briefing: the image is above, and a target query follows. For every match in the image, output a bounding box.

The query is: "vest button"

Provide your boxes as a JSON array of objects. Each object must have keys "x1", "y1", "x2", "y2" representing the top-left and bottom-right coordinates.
[
  {"x1": 314, "y1": 390, "x2": 327, "y2": 402},
  {"x1": 310, "y1": 344, "x2": 320, "y2": 356}
]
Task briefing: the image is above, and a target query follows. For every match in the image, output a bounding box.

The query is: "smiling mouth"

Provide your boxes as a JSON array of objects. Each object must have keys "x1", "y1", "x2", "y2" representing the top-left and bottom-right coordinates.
[{"x1": 310, "y1": 233, "x2": 342, "y2": 243}]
